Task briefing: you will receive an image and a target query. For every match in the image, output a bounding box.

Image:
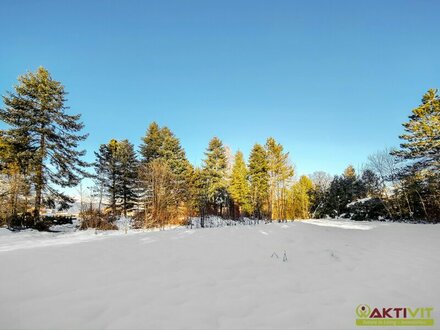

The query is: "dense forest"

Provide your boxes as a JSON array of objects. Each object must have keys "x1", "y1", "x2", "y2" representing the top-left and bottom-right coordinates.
[{"x1": 0, "y1": 67, "x2": 439, "y2": 230}]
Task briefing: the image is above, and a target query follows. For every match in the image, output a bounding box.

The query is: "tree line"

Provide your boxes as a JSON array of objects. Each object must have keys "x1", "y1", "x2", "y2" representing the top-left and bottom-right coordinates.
[{"x1": 0, "y1": 67, "x2": 438, "y2": 230}]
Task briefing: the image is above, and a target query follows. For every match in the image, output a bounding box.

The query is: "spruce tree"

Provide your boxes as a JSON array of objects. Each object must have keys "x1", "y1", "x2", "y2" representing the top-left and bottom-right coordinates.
[
  {"x1": 229, "y1": 151, "x2": 251, "y2": 217},
  {"x1": 94, "y1": 139, "x2": 138, "y2": 217},
  {"x1": 202, "y1": 137, "x2": 228, "y2": 215},
  {"x1": 94, "y1": 139, "x2": 120, "y2": 216},
  {"x1": 140, "y1": 123, "x2": 192, "y2": 202},
  {"x1": 0, "y1": 67, "x2": 88, "y2": 218},
  {"x1": 322, "y1": 166, "x2": 367, "y2": 217},
  {"x1": 248, "y1": 143, "x2": 269, "y2": 219},
  {"x1": 116, "y1": 140, "x2": 139, "y2": 217},
  {"x1": 140, "y1": 122, "x2": 164, "y2": 163},
  {"x1": 190, "y1": 167, "x2": 209, "y2": 227}
]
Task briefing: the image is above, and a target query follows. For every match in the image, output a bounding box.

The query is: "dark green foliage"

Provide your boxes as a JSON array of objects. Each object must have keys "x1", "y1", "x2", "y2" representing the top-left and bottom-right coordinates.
[
  {"x1": 319, "y1": 166, "x2": 367, "y2": 218},
  {"x1": 392, "y1": 89, "x2": 440, "y2": 173},
  {"x1": 361, "y1": 169, "x2": 381, "y2": 196},
  {"x1": 94, "y1": 140, "x2": 120, "y2": 216},
  {"x1": 347, "y1": 198, "x2": 387, "y2": 221},
  {"x1": 140, "y1": 122, "x2": 192, "y2": 202},
  {"x1": 94, "y1": 139, "x2": 139, "y2": 217},
  {"x1": 140, "y1": 122, "x2": 163, "y2": 162},
  {"x1": 189, "y1": 167, "x2": 209, "y2": 227},
  {"x1": 391, "y1": 89, "x2": 440, "y2": 221},
  {"x1": 0, "y1": 67, "x2": 89, "y2": 218},
  {"x1": 116, "y1": 140, "x2": 139, "y2": 216}
]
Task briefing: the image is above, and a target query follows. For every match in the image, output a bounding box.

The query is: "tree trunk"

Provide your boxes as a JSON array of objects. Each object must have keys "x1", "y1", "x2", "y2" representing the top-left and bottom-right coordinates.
[{"x1": 34, "y1": 134, "x2": 45, "y2": 222}]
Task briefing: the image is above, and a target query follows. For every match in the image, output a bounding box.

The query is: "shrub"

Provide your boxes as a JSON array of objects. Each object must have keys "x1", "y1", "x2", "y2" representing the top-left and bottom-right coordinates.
[
  {"x1": 42, "y1": 215, "x2": 74, "y2": 225},
  {"x1": 6, "y1": 213, "x2": 50, "y2": 231},
  {"x1": 79, "y1": 210, "x2": 118, "y2": 230},
  {"x1": 33, "y1": 220, "x2": 51, "y2": 231}
]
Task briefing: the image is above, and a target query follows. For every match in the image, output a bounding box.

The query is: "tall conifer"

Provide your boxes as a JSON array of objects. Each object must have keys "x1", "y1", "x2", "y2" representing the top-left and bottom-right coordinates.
[
  {"x1": 229, "y1": 151, "x2": 251, "y2": 216},
  {"x1": 0, "y1": 67, "x2": 88, "y2": 218},
  {"x1": 248, "y1": 143, "x2": 269, "y2": 219}
]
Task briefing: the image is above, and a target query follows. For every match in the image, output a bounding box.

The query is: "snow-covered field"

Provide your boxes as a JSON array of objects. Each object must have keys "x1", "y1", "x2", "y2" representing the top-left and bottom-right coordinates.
[{"x1": 0, "y1": 219, "x2": 439, "y2": 329}]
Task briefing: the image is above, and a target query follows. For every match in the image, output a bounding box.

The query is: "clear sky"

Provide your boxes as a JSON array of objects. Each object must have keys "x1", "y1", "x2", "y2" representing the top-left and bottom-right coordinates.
[{"x1": 1, "y1": 0, "x2": 439, "y2": 177}]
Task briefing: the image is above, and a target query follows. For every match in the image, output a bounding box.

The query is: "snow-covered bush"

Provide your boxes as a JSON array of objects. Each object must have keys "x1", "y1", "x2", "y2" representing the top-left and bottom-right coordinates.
[{"x1": 346, "y1": 197, "x2": 388, "y2": 221}]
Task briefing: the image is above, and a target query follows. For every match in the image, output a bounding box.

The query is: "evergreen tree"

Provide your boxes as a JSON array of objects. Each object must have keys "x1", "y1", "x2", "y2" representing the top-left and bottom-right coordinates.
[
  {"x1": 190, "y1": 167, "x2": 209, "y2": 227},
  {"x1": 309, "y1": 171, "x2": 333, "y2": 218},
  {"x1": 116, "y1": 140, "x2": 139, "y2": 217},
  {"x1": 229, "y1": 151, "x2": 251, "y2": 217},
  {"x1": 94, "y1": 139, "x2": 120, "y2": 216},
  {"x1": 391, "y1": 89, "x2": 440, "y2": 220},
  {"x1": 202, "y1": 137, "x2": 228, "y2": 215},
  {"x1": 361, "y1": 169, "x2": 381, "y2": 197},
  {"x1": 322, "y1": 166, "x2": 367, "y2": 218},
  {"x1": 139, "y1": 122, "x2": 192, "y2": 226},
  {"x1": 265, "y1": 137, "x2": 294, "y2": 221},
  {"x1": 248, "y1": 143, "x2": 269, "y2": 219},
  {"x1": 288, "y1": 175, "x2": 313, "y2": 219},
  {"x1": 94, "y1": 139, "x2": 138, "y2": 217},
  {"x1": 0, "y1": 67, "x2": 88, "y2": 218},
  {"x1": 140, "y1": 123, "x2": 192, "y2": 206},
  {"x1": 140, "y1": 122, "x2": 163, "y2": 162},
  {"x1": 392, "y1": 89, "x2": 440, "y2": 172}
]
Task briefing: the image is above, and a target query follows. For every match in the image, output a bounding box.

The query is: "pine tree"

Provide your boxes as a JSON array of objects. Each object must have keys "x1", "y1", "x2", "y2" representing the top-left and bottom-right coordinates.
[
  {"x1": 288, "y1": 175, "x2": 313, "y2": 219},
  {"x1": 0, "y1": 67, "x2": 88, "y2": 219},
  {"x1": 202, "y1": 137, "x2": 228, "y2": 216},
  {"x1": 391, "y1": 89, "x2": 440, "y2": 220},
  {"x1": 392, "y1": 89, "x2": 440, "y2": 172},
  {"x1": 229, "y1": 151, "x2": 251, "y2": 217},
  {"x1": 248, "y1": 143, "x2": 269, "y2": 219},
  {"x1": 265, "y1": 137, "x2": 294, "y2": 221}
]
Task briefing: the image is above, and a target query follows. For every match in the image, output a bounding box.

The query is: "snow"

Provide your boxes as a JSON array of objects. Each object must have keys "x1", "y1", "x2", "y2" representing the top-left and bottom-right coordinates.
[
  {"x1": 346, "y1": 197, "x2": 373, "y2": 207},
  {"x1": 0, "y1": 219, "x2": 439, "y2": 329},
  {"x1": 302, "y1": 218, "x2": 379, "y2": 230}
]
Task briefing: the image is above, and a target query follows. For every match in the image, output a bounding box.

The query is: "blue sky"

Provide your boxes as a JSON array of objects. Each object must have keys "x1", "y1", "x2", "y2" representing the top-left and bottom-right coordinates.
[{"x1": 1, "y1": 0, "x2": 439, "y2": 177}]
